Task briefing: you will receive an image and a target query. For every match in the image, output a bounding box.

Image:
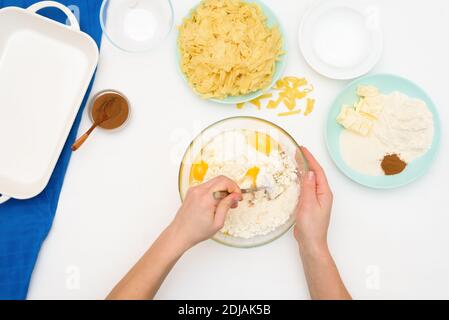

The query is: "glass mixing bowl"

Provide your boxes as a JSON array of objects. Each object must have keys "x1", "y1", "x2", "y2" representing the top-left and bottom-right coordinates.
[
  {"x1": 100, "y1": 0, "x2": 174, "y2": 52},
  {"x1": 178, "y1": 117, "x2": 308, "y2": 248}
]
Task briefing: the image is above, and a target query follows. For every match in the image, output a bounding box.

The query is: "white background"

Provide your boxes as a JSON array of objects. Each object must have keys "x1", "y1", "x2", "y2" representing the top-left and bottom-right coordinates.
[{"x1": 27, "y1": 0, "x2": 449, "y2": 299}]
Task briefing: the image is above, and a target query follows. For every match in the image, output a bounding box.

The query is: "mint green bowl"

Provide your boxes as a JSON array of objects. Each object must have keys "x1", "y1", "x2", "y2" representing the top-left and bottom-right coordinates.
[
  {"x1": 326, "y1": 73, "x2": 441, "y2": 189},
  {"x1": 176, "y1": 0, "x2": 287, "y2": 104}
]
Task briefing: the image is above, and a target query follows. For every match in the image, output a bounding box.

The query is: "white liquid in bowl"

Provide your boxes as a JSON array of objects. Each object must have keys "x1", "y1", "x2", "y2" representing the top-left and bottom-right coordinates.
[
  {"x1": 101, "y1": 0, "x2": 173, "y2": 52},
  {"x1": 123, "y1": 8, "x2": 157, "y2": 42}
]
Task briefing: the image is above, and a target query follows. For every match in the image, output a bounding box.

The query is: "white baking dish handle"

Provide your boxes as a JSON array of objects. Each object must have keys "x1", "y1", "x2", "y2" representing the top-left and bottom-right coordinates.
[
  {"x1": 0, "y1": 194, "x2": 10, "y2": 205},
  {"x1": 27, "y1": 1, "x2": 80, "y2": 31}
]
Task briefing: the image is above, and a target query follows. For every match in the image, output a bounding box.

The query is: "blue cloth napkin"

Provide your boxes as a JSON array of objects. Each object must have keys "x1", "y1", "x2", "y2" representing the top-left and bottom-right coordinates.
[{"x1": 0, "y1": 0, "x2": 102, "y2": 300}]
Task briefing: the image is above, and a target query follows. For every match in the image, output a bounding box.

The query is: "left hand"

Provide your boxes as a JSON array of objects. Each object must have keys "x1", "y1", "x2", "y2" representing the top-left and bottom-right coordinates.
[{"x1": 170, "y1": 175, "x2": 242, "y2": 249}]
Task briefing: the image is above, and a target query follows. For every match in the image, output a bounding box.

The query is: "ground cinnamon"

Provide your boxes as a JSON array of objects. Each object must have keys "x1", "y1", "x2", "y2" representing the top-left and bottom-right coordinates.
[
  {"x1": 381, "y1": 154, "x2": 407, "y2": 175},
  {"x1": 91, "y1": 91, "x2": 129, "y2": 130}
]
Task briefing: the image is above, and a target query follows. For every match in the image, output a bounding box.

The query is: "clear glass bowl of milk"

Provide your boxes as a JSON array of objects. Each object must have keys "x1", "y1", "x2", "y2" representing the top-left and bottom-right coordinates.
[{"x1": 100, "y1": 0, "x2": 174, "y2": 52}]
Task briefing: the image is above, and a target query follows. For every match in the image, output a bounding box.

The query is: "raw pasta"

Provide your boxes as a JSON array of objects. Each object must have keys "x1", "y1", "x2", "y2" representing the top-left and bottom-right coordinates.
[{"x1": 178, "y1": 0, "x2": 283, "y2": 99}]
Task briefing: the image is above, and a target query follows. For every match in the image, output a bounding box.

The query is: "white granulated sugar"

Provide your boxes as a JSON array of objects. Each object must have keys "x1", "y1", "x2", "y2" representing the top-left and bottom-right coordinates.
[
  {"x1": 200, "y1": 130, "x2": 299, "y2": 238},
  {"x1": 340, "y1": 90, "x2": 434, "y2": 176}
]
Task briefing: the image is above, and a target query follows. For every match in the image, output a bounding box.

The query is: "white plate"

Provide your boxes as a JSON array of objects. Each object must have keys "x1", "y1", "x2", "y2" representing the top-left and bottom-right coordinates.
[
  {"x1": 299, "y1": 0, "x2": 383, "y2": 80},
  {"x1": 0, "y1": 1, "x2": 99, "y2": 202}
]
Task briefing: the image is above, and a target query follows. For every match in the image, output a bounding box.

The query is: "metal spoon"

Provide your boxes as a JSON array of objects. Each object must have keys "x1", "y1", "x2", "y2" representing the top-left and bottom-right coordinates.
[{"x1": 213, "y1": 187, "x2": 271, "y2": 201}]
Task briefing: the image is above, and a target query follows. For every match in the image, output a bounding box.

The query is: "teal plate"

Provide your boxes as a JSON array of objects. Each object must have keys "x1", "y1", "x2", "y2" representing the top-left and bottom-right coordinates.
[
  {"x1": 176, "y1": 0, "x2": 287, "y2": 104},
  {"x1": 326, "y1": 73, "x2": 441, "y2": 189}
]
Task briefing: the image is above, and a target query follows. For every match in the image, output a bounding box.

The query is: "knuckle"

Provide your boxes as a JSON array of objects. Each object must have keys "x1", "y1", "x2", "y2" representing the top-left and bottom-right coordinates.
[{"x1": 188, "y1": 186, "x2": 202, "y2": 196}]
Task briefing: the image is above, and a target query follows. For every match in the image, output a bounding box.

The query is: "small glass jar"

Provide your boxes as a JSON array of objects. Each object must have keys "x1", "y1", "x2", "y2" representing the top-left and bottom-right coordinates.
[{"x1": 88, "y1": 90, "x2": 131, "y2": 132}]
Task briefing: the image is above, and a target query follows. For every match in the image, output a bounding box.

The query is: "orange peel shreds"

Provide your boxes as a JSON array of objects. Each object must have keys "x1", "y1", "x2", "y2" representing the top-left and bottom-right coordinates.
[
  {"x1": 278, "y1": 109, "x2": 302, "y2": 117},
  {"x1": 304, "y1": 98, "x2": 315, "y2": 116}
]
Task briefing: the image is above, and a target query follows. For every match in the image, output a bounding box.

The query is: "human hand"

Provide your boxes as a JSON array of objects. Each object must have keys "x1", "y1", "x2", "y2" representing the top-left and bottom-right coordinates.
[
  {"x1": 294, "y1": 147, "x2": 333, "y2": 255},
  {"x1": 170, "y1": 175, "x2": 242, "y2": 249}
]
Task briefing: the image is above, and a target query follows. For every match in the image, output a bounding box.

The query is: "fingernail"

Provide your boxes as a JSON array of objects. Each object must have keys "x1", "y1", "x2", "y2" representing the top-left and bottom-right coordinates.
[{"x1": 307, "y1": 171, "x2": 315, "y2": 181}]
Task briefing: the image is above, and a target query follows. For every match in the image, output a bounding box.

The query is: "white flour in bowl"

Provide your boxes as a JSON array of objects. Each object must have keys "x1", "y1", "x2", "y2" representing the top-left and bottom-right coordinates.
[{"x1": 195, "y1": 130, "x2": 299, "y2": 239}]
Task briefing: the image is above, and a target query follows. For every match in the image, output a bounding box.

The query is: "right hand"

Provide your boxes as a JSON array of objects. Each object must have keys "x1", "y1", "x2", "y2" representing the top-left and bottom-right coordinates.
[
  {"x1": 294, "y1": 147, "x2": 334, "y2": 254},
  {"x1": 170, "y1": 175, "x2": 242, "y2": 249}
]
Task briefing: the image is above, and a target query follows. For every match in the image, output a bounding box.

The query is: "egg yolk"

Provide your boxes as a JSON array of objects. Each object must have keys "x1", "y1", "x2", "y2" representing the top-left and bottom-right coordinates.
[
  {"x1": 190, "y1": 161, "x2": 208, "y2": 183},
  {"x1": 248, "y1": 131, "x2": 277, "y2": 156},
  {"x1": 245, "y1": 166, "x2": 260, "y2": 187}
]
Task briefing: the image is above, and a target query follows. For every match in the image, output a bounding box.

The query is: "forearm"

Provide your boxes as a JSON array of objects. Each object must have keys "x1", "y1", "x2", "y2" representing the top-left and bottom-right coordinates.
[
  {"x1": 299, "y1": 244, "x2": 351, "y2": 300},
  {"x1": 107, "y1": 225, "x2": 190, "y2": 300}
]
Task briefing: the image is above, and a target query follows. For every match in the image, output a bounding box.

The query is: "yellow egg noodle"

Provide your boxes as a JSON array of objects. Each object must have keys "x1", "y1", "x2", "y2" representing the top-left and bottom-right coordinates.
[
  {"x1": 178, "y1": 0, "x2": 283, "y2": 99},
  {"x1": 237, "y1": 76, "x2": 316, "y2": 117}
]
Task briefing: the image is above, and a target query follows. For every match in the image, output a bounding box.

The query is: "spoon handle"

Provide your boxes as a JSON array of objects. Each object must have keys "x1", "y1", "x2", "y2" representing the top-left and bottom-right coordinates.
[
  {"x1": 213, "y1": 187, "x2": 267, "y2": 200},
  {"x1": 71, "y1": 123, "x2": 97, "y2": 151}
]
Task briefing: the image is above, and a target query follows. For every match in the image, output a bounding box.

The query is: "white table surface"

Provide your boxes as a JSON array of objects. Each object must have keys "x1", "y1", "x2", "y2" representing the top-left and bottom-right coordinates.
[{"x1": 27, "y1": 0, "x2": 449, "y2": 299}]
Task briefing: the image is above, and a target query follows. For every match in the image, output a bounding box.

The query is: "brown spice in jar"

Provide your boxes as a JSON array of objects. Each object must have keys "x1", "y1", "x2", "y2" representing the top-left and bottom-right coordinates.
[
  {"x1": 91, "y1": 91, "x2": 129, "y2": 130},
  {"x1": 381, "y1": 154, "x2": 407, "y2": 175}
]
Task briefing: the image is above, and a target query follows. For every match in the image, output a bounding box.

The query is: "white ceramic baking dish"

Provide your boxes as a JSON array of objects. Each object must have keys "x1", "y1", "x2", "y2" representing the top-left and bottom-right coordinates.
[{"x1": 0, "y1": 1, "x2": 99, "y2": 204}]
